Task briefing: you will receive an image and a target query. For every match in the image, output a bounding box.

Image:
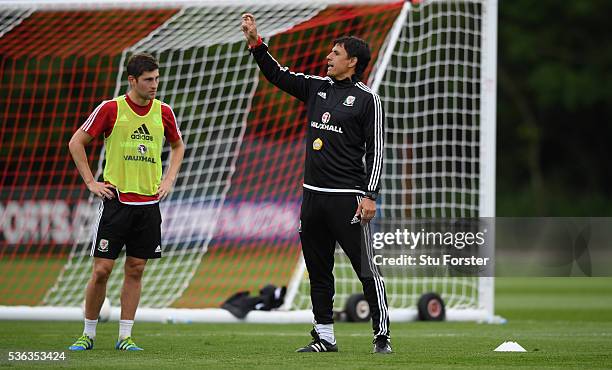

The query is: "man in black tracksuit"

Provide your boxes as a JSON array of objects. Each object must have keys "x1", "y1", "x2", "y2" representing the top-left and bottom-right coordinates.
[{"x1": 241, "y1": 14, "x2": 391, "y2": 354}]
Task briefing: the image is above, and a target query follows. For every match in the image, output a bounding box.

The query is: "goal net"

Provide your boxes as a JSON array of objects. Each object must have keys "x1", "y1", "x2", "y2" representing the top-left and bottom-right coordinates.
[{"x1": 0, "y1": 0, "x2": 497, "y2": 322}]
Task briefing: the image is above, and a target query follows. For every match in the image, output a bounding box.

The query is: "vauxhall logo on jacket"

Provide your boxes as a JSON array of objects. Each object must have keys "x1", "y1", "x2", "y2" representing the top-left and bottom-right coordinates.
[{"x1": 310, "y1": 111, "x2": 343, "y2": 134}]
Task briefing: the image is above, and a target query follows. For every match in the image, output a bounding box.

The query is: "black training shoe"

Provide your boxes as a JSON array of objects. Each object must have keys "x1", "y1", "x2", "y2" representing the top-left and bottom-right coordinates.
[
  {"x1": 296, "y1": 329, "x2": 338, "y2": 352},
  {"x1": 373, "y1": 335, "x2": 393, "y2": 354}
]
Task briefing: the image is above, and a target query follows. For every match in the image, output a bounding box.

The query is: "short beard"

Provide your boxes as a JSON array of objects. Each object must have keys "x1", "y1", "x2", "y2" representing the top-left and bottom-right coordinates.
[{"x1": 139, "y1": 91, "x2": 153, "y2": 101}]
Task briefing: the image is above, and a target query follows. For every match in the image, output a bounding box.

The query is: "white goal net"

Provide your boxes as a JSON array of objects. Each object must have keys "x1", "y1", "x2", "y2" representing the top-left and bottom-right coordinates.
[{"x1": 0, "y1": 0, "x2": 496, "y2": 322}]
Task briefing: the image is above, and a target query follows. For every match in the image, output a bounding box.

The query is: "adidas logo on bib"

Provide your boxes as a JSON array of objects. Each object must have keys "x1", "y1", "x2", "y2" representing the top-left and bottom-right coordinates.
[{"x1": 131, "y1": 124, "x2": 154, "y2": 141}]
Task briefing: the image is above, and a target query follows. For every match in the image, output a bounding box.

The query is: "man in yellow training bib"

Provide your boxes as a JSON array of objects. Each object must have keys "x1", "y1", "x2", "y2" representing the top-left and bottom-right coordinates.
[{"x1": 67, "y1": 53, "x2": 185, "y2": 351}]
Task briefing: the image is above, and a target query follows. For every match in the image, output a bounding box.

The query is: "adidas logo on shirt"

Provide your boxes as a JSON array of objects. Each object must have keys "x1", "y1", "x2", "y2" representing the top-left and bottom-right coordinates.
[
  {"x1": 317, "y1": 91, "x2": 327, "y2": 99},
  {"x1": 131, "y1": 124, "x2": 154, "y2": 141}
]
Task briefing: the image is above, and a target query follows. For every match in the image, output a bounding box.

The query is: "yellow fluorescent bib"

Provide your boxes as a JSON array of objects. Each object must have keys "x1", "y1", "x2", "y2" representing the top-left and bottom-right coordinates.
[{"x1": 103, "y1": 96, "x2": 164, "y2": 195}]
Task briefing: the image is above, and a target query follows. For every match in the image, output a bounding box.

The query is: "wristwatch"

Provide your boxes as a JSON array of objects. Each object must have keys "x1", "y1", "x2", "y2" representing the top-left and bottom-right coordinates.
[{"x1": 364, "y1": 191, "x2": 378, "y2": 201}]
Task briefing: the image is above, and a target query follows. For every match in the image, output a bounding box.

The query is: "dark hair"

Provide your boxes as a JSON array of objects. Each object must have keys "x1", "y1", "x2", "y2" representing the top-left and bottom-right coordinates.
[
  {"x1": 332, "y1": 36, "x2": 371, "y2": 79},
  {"x1": 126, "y1": 52, "x2": 159, "y2": 78}
]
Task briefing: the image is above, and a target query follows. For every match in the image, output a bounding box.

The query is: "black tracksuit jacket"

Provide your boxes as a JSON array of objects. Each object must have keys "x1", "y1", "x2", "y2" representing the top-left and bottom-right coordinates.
[{"x1": 250, "y1": 42, "x2": 384, "y2": 196}]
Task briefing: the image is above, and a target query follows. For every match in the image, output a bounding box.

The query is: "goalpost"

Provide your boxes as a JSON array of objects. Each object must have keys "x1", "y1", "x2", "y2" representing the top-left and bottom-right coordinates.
[{"x1": 0, "y1": 0, "x2": 498, "y2": 323}]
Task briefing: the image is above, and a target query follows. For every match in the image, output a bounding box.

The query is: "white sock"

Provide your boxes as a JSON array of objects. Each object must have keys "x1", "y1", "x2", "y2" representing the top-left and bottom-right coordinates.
[
  {"x1": 315, "y1": 323, "x2": 335, "y2": 345},
  {"x1": 119, "y1": 320, "x2": 134, "y2": 340},
  {"x1": 83, "y1": 318, "x2": 98, "y2": 339}
]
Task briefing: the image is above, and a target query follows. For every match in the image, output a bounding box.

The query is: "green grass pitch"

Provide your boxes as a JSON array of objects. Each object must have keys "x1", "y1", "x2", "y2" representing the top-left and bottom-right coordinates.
[{"x1": 1, "y1": 278, "x2": 611, "y2": 369}]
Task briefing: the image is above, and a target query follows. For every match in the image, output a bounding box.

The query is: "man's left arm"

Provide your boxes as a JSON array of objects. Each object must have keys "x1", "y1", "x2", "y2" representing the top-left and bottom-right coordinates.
[
  {"x1": 158, "y1": 104, "x2": 185, "y2": 200},
  {"x1": 158, "y1": 139, "x2": 185, "y2": 200},
  {"x1": 355, "y1": 93, "x2": 385, "y2": 224}
]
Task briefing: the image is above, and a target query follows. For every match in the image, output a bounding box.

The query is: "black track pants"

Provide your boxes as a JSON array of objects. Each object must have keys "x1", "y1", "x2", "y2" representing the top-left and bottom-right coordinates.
[{"x1": 299, "y1": 190, "x2": 390, "y2": 338}]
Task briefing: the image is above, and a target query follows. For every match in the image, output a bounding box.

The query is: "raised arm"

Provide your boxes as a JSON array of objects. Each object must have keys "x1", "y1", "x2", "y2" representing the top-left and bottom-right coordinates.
[{"x1": 241, "y1": 13, "x2": 322, "y2": 102}]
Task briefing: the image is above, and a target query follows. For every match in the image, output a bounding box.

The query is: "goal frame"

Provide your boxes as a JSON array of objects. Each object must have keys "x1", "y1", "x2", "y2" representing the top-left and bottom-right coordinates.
[{"x1": 0, "y1": 0, "x2": 499, "y2": 323}]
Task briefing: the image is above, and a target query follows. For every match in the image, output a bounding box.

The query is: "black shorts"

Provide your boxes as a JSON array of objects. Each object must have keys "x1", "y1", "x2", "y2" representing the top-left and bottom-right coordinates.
[{"x1": 90, "y1": 197, "x2": 162, "y2": 260}]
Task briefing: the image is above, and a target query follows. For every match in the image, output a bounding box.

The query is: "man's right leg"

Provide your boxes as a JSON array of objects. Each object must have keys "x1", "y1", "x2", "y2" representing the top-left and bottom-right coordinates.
[
  {"x1": 85, "y1": 257, "x2": 115, "y2": 320},
  {"x1": 70, "y1": 197, "x2": 125, "y2": 351},
  {"x1": 69, "y1": 257, "x2": 115, "y2": 351},
  {"x1": 297, "y1": 191, "x2": 338, "y2": 352}
]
